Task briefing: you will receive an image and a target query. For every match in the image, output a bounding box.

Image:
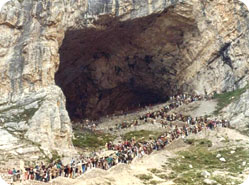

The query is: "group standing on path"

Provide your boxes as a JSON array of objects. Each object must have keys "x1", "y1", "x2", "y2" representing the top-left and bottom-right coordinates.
[
  {"x1": 115, "y1": 94, "x2": 207, "y2": 129},
  {"x1": 7, "y1": 93, "x2": 230, "y2": 184}
]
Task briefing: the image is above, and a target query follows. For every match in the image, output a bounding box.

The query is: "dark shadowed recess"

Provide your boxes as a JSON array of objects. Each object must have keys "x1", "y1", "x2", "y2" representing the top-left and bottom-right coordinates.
[{"x1": 55, "y1": 7, "x2": 193, "y2": 121}]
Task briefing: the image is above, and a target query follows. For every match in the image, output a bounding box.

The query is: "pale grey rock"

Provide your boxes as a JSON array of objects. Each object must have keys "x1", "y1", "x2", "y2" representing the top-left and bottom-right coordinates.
[
  {"x1": 15, "y1": 146, "x2": 40, "y2": 155},
  {"x1": 4, "y1": 121, "x2": 28, "y2": 131},
  {"x1": 220, "y1": 157, "x2": 226, "y2": 162},
  {"x1": 216, "y1": 154, "x2": 221, "y2": 158},
  {"x1": 203, "y1": 179, "x2": 217, "y2": 185},
  {"x1": 201, "y1": 171, "x2": 211, "y2": 178},
  {"x1": 221, "y1": 89, "x2": 249, "y2": 133},
  {"x1": 0, "y1": 128, "x2": 19, "y2": 151}
]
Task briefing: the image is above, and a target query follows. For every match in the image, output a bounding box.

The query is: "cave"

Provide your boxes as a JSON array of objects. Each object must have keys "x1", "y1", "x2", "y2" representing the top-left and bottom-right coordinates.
[{"x1": 55, "y1": 6, "x2": 198, "y2": 121}]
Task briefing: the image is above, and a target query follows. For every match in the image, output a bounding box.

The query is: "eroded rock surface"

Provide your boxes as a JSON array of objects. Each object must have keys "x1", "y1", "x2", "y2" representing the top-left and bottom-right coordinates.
[
  {"x1": 0, "y1": 0, "x2": 248, "y2": 158},
  {"x1": 221, "y1": 89, "x2": 249, "y2": 134}
]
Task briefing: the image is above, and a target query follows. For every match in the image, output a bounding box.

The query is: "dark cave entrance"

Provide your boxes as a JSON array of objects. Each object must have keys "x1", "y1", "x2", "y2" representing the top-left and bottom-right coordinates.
[
  {"x1": 55, "y1": 28, "x2": 168, "y2": 121},
  {"x1": 55, "y1": 9, "x2": 195, "y2": 121}
]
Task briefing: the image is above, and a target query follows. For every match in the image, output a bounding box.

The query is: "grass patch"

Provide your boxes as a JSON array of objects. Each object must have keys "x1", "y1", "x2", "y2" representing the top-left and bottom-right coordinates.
[
  {"x1": 216, "y1": 147, "x2": 249, "y2": 173},
  {"x1": 198, "y1": 139, "x2": 213, "y2": 147},
  {"x1": 222, "y1": 135, "x2": 230, "y2": 143},
  {"x1": 135, "y1": 174, "x2": 153, "y2": 181},
  {"x1": 148, "y1": 168, "x2": 162, "y2": 174},
  {"x1": 173, "y1": 171, "x2": 203, "y2": 185},
  {"x1": 167, "y1": 145, "x2": 249, "y2": 185},
  {"x1": 156, "y1": 173, "x2": 168, "y2": 180},
  {"x1": 235, "y1": 139, "x2": 242, "y2": 142},
  {"x1": 168, "y1": 172, "x2": 178, "y2": 179},
  {"x1": 184, "y1": 138, "x2": 212, "y2": 147},
  {"x1": 211, "y1": 175, "x2": 233, "y2": 185},
  {"x1": 184, "y1": 138, "x2": 195, "y2": 145},
  {"x1": 147, "y1": 180, "x2": 162, "y2": 185},
  {"x1": 122, "y1": 130, "x2": 162, "y2": 141},
  {"x1": 213, "y1": 84, "x2": 248, "y2": 115},
  {"x1": 72, "y1": 130, "x2": 116, "y2": 150}
]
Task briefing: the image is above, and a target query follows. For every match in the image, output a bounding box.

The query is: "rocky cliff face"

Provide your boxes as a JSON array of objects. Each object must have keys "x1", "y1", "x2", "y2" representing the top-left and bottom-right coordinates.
[
  {"x1": 0, "y1": 0, "x2": 248, "y2": 159},
  {"x1": 222, "y1": 89, "x2": 249, "y2": 134}
]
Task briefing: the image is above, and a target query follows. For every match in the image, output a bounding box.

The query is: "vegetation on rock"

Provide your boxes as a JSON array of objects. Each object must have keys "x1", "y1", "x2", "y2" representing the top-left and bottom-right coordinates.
[{"x1": 213, "y1": 84, "x2": 248, "y2": 115}]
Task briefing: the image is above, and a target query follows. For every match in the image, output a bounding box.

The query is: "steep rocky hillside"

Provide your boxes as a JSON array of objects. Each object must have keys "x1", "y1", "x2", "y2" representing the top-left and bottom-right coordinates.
[{"x1": 0, "y1": 0, "x2": 248, "y2": 160}]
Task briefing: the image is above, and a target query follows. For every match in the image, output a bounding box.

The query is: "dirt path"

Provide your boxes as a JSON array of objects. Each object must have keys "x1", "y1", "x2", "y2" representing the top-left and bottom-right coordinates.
[
  {"x1": 96, "y1": 99, "x2": 218, "y2": 137},
  {"x1": 50, "y1": 127, "x2": 248, "y2": 185},
  {"x1": 3, "y1": 98, "x2": 248, "y2": 185},
  {"x1": 54, "y1": 98, "x2": 248, "y2": 185}
]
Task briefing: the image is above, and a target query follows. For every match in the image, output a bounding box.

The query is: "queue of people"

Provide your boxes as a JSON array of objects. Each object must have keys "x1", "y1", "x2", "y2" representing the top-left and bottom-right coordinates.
[
  {"x1": 7, "y1": 93, "x2": 229, "y2": 184},
  {"x1": 9, "y1": 117, "x2": 230, "y2": 184},
  {"x1": 115, "y1": 94, "x2": 204, "y2": 129}
]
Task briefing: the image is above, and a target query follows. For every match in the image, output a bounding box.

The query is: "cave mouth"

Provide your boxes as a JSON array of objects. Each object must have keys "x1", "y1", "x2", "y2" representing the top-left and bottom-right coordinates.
[{"x1": 55, "y1": 7, "x2": 196, "y2": 121}]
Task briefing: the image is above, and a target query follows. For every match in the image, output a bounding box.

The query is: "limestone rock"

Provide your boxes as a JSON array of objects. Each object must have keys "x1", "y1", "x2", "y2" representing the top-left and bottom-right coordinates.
[
  {"x1": 201, "y1": 171, "x2": 211, "y2": 178},
  {"x1": 216, "y1": 154, "x2": 221, "y2": 158},
  {"x1": 203, "y1": 179, "x2": 217, "y2": 185},
  {"x1": 0, "y1": 127, "x2": 19, "y2": 151},
  {"x1": 219, "y1": 157, "x2": 226, "y2": 162},
  {"x1": 221, "y1": 89, "x2": 249, "y2": 133}
]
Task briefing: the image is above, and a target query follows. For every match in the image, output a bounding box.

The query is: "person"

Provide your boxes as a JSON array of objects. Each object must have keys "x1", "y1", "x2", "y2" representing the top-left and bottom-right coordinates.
[
  {"x1": 29, "y1": 167, "x2": 34, "y2": 180},
  {"x1": 106, "y1": 156, "x2": 113, "y2": 168},
  {"x1": 64, "y1": 165, "x2": 68, "y2": 177},
  {"x1": 72, "y1": 163, "x2": 76, "y2": 178},
  {"x1": 20, "y1": 170, "x2": 24, "y2": 183},
  {"x1": 10, "y1": 175, "x2": 14, "y2": 185},
  {"x1": 93, "y1": 123, "x2": 96, "y2": 131},
  {"x1": 51, "y1": 167, "x2": 56, "y2": 179},
  {"x1": 45, "y1": 168, "x2": 50, "y2": 182},
  {"x1": 82, "y1": 161, "x2": 86, "y2": 174},
  {"x1": 8, "y1": 169, "x2": 12, "y2": 175},
  {"x1": 24, "y1": 168, "x2": 29, "y2": 180},
  {"x1": 35, "y1": 167, "x2": 40, "y2": 181},
  {"x1": 77, "y1": 162, "x2": 82, "y2": 176}
]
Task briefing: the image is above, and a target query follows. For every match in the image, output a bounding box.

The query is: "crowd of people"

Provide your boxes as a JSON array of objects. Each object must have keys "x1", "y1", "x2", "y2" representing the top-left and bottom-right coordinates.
[
  {"x1": 115, "y1": 94, "x2": 205, "y2": 129},
  {"x1": 8, "y1": 119, "x2": 230, "y2": 184},
  {"x1": 7, "y1": 93, "x2": 230, "y2": 184}
]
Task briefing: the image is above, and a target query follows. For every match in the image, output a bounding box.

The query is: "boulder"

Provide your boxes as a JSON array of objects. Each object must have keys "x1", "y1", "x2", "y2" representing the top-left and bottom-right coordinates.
[
  {"x1": 201, "y1": 171, "x2": 211, "y2": 178},
  {"x1": 203, "y1": 179, "x2": 217, "y2": 185},
  {"x1": 216, "y1": 154, "x2": 221, "y2": 158},
  {"x1": 219, "y1": 158, "x2": 226, "y2": 162}
]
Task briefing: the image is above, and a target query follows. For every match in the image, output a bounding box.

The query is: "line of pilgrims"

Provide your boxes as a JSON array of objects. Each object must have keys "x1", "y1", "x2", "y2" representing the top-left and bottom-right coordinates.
[
  {"x1": 8, "y1": 93, "x2": 230, "y2": 183},
  {"x1": 116, "y1": 93, "x2": 206, "y2": 129}
]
